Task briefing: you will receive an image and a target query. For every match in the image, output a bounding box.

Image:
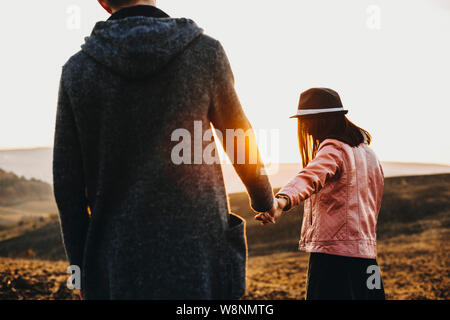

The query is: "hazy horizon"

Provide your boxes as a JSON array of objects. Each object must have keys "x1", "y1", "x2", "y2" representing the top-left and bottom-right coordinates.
[
  {"x1": 1, "y1": 146, "x2": 449, "y2": 166},
  {"x1": 1, "y1": 148, "x2": 450, "y2": 192}
]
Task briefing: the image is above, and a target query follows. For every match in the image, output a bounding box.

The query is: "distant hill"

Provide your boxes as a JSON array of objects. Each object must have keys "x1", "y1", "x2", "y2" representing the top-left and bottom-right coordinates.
[{"x1": 0, "y1": 168, "x2": 53, "y2": 206}]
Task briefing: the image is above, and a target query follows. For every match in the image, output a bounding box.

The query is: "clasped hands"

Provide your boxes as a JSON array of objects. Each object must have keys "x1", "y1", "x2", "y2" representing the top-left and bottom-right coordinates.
[{"x1": 254, "y1": 197, "x2": 288, "y2": 225}]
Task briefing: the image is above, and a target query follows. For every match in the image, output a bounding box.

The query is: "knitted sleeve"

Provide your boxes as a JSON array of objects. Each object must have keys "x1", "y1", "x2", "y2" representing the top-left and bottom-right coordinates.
[
  {"x1": 208, "y1": 41, "x2": 274, "y2": 213},
  {"x1": 53, "y1": 75, "x2": 90, "y2": 267}
]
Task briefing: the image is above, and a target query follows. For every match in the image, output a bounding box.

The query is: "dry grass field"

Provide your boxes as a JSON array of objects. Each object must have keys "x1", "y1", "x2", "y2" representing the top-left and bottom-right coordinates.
[
  {"x1": 243, "y1": 226, "x2": 449, "y2": 300},
  {"x1": 0, "y1": 174, "x2": 449, "y2": 300}
]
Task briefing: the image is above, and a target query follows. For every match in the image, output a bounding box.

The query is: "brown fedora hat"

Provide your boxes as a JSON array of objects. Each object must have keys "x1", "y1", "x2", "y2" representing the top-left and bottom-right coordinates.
[{"x1": 290, "y1": 88, "x2": 348, "y2": 118}]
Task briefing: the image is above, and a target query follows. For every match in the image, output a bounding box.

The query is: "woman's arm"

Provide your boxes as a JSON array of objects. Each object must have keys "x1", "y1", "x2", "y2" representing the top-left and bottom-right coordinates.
[{"x1": 276, "y1": 140, "x2": 343, "y2": 210}]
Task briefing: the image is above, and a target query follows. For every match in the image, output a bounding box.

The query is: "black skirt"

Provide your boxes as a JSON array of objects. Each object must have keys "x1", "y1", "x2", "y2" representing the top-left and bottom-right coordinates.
[{"x1": 306, "y1": 252, "x2": 386, "y2": 300}]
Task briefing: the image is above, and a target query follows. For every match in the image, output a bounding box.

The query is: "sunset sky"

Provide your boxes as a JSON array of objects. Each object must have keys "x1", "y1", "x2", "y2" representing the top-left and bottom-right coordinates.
[{"x1": 1, "y1": 0, "x2": 449, "y2": 164}]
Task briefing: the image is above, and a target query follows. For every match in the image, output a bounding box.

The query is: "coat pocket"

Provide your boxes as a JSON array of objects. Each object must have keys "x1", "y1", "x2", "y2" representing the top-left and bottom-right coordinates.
[{"x1": 225, "y1": 213, "x2": 247, "y2": 299}]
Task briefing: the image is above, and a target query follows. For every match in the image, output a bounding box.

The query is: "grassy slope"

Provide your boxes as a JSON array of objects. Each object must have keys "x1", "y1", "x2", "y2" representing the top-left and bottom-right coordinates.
[
  {"x1": 234, "y1": 174, "x2": 450, "y2": 256},
  {"x1": 0, "y1": 168, "x2": 56, "y2": 226},
  {"x1": 0, "y1": 174, "x2": 448, "y2": 299},
  {"x1": 1, "y1": 174, "x2": 449, "y2": 260},
  {"x1": 0, "y1": 169, "x2": 53, "y2": 206}
]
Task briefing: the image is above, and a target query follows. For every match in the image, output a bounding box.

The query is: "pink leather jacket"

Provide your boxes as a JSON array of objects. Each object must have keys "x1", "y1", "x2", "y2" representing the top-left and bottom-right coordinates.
[{"x1": 277, "y1": 139, "x2": 384, "y2": 259}]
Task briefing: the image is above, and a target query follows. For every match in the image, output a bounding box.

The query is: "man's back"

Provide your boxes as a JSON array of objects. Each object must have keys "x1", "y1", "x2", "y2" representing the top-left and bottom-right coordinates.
[{"x1": 53, "y1": 6, "x2": 273, "y2": 299}]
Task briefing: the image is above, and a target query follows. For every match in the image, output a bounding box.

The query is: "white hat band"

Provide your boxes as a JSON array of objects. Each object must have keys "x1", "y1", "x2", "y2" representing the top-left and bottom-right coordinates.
[{"x1": 296, "y1": 107, "x2": 345, "y2": 116}]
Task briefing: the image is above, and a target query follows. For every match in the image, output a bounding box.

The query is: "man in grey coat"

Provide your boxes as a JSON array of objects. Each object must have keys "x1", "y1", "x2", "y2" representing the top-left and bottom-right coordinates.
[{"x1": 53, "y1": 0, "x2": 275, "y2": 299}]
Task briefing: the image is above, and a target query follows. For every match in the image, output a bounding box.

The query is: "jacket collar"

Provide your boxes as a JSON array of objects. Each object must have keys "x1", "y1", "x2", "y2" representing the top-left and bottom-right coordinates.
[{"x1": 108, "y1": 5, "x2": 170, "y2": 21}]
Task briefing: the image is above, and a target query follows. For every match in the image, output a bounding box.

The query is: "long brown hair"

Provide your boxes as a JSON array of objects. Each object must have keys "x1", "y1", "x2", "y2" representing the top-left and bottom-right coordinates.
[{"x1": 298, "y1": 114, "x2": 371, "y2": 167}]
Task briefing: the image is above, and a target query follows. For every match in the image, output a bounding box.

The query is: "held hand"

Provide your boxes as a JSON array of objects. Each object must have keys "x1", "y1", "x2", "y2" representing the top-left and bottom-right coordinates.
[{"x1": 255, "y1": 197, "x2": 287, "y2": 225}]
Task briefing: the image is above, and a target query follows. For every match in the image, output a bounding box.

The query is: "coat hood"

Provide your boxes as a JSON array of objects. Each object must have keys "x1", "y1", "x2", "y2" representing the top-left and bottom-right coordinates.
[{"x1": 81, "y1": 17, "x2": 203, "y2": 79}]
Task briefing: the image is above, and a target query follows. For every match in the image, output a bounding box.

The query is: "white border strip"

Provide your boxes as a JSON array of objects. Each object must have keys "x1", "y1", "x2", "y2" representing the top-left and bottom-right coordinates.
[{"x1": 297, "y1": 107, "x2": 344, "y2": 116}]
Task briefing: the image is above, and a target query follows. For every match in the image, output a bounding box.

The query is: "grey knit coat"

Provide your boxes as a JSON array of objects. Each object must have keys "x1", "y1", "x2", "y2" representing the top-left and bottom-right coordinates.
[{"x1": 53, "y1": 16, "x2": 274, "y2": 299}]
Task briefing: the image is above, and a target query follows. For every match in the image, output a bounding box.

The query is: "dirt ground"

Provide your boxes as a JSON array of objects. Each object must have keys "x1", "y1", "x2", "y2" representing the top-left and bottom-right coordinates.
[
  {"x1": 0, "y1": 258, "x2": 80, "y2": 300},
  {"x1": 0, "y1": 227, "x2": 447, "y2": 300}
]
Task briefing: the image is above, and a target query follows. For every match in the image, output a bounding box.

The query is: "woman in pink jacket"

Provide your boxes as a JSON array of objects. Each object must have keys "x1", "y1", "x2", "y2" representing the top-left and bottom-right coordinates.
[{"x1": 257, "y1": 88, "x2": 386, "y2": 300}]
